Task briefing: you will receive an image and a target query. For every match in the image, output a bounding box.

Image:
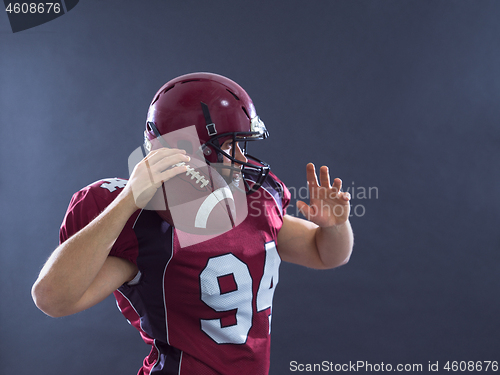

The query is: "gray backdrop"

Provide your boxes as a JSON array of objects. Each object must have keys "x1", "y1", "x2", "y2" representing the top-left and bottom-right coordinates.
[{"x1": 1, "y1": 1, "x2": 499, "y2": 374}]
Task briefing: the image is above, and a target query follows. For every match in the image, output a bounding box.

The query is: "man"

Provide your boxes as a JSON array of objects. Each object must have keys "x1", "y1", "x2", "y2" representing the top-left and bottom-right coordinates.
[{"x1": 32, "y1": 73, "x2": 353, "y2": 374}]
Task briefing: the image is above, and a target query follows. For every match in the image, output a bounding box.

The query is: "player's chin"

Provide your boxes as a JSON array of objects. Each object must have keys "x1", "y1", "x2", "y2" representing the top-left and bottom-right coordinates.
[{"x1": 219, "y1": 167, "x2": 243, "y2": 184}]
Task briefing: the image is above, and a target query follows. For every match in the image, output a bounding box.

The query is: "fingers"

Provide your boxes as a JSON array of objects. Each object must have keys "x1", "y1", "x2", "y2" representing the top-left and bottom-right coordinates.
[
  {"x1": 155, "y1": 163, "x2": 189, "y2": 186},
  {"x1": 332, "y1": 179, "x2": 351, "y2": 201},
  {"x1": 127, "y1": 148, "x2": 191, "y2": 209},
  {"x1": 145, "y1": 147, "x2": 187, "y2": 166},
  {"x1": 306, "y1": 162, "x2": 350, "y2": 201},
  {"x1": 145, "y1": 149, "x2": 191, "y2": 186},
  {"x1": 307, "y1": 163, "x2": 335, "y2": 189},
  {"x1": 332, "y1": 177, "x2": 341, "y2": 195},
  {"x1": 306, "y1": 163, "x2": 319, "y2": 188},
  {"x1": 319, "y1": 165, "x2": 331, "y2": 188}
]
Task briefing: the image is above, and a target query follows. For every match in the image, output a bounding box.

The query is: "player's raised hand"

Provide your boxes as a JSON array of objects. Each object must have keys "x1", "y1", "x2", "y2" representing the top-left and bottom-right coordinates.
[
  {"x1": 125, "y1": 148, "x2": 190, "y2": 209},
  {"x1": 296, "y1": 163, "x2": 351, "y2": 227}
]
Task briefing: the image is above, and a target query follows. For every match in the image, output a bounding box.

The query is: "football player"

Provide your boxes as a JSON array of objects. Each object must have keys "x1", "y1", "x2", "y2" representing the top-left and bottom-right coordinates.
[{"x1": 32, "y1": 73, "x2": 353, "y2": 375}]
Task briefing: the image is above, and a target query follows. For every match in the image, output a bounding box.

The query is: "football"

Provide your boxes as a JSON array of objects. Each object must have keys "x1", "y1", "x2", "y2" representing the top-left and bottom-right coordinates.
[{"x1": 146, "y1": 157, "x2": 243, "y2": 237}]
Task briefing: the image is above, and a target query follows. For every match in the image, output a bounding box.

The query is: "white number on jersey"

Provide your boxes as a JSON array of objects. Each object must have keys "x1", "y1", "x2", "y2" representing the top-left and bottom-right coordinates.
[
  {"x1": 256, "y1": 242, "x2": 281, "y2": 333},
  {"x1": 200, "y1": 254, "x2": 253, "y2": 344},
  {"x1": 199, "y1": 241, "x2": 281, "y2": 344}
]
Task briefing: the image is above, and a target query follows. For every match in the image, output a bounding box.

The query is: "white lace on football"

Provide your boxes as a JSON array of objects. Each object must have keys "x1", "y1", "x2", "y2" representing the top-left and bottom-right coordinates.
[{"x1": 174, "y1": 162, "x2": 210, "y2": 188}]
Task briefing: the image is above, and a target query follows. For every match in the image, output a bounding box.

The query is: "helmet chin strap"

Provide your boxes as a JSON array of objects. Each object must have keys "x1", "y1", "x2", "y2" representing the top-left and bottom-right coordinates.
[
  {"x1": 201, "y1": 101, "x2": 240, "y2": 183},
  {"x1": 200, "y1": 102, "x2": 221, "y2": 161}
]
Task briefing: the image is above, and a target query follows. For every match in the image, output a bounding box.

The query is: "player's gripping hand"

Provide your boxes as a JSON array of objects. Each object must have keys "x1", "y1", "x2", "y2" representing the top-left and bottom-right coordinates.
[
  {"x1": 124, "y1": 148, "x2": 190, "y2": 209},
  {"x1": 296, "y1": 163, "x2": 351, "y2": 227}
]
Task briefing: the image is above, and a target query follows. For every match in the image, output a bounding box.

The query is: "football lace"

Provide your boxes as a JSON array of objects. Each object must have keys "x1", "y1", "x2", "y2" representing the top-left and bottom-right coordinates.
[{"x1": 173, "y1": 162, "x2": 210, "y2": 188}]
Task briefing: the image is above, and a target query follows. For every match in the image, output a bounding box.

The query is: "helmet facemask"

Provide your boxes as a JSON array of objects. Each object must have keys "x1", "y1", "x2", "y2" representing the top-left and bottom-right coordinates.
[
  {"x1": 146, "y1": 119, "x2": 270, "y2": 195},
  {"x1": 203, "y1": 132, "x2": 270, "y2": 195}
]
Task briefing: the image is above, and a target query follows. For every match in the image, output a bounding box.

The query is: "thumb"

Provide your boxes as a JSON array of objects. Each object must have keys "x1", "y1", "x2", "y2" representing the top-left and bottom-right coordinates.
[{"x1": 296, "y1": 200, "x2": 314, "y2": 220}]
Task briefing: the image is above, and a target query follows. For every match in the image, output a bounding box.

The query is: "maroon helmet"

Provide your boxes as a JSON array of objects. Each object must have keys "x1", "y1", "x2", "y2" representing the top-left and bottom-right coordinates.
[{"x1": 144, "y1": 72, "x2": 270, "y2": 194}]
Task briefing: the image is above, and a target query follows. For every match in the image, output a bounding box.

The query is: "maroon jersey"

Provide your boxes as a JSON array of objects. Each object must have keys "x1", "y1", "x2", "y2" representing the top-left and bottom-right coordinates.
[{"x1": 60, "y1": 174, "x2": 290, "y2": 375}]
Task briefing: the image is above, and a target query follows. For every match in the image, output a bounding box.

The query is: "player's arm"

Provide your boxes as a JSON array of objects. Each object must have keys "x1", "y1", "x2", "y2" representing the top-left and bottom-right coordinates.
[
  {"x1": 31, "y1": 148, "x2": 190, "y2": 317},
  {"x1": 277, "y1": 163, "x2": 353, "y2": 269}
]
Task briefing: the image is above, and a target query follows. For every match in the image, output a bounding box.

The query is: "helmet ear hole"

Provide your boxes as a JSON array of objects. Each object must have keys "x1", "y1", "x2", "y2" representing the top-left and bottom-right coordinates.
[{"x1": 177, "y1": 140, "x2": 193, "y2": 154}]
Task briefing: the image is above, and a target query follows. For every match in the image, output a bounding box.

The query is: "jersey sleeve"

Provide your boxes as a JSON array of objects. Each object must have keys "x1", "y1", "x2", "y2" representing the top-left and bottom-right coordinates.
[
  {"x1": 59, "y1": 179, "x2": 139, "y2": 265},
  {"x1": 281, "y1": 181, "x2": 291, "y2": 213},
  {"x1": 59, "y1": 188, "x2": 99, "y2": 244},
  {"x1": 268, "y1": 170, "x2": 291, "y2": 215}
]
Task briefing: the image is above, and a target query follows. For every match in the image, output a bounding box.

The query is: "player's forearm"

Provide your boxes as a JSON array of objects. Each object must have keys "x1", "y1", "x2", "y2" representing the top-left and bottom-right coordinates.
[
  {"x1": 315, "y1": 220, "x2": 353, "y2": 268},
  {"x1": 31, "y1": 191, "x2": 138, "y2": 317}
]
